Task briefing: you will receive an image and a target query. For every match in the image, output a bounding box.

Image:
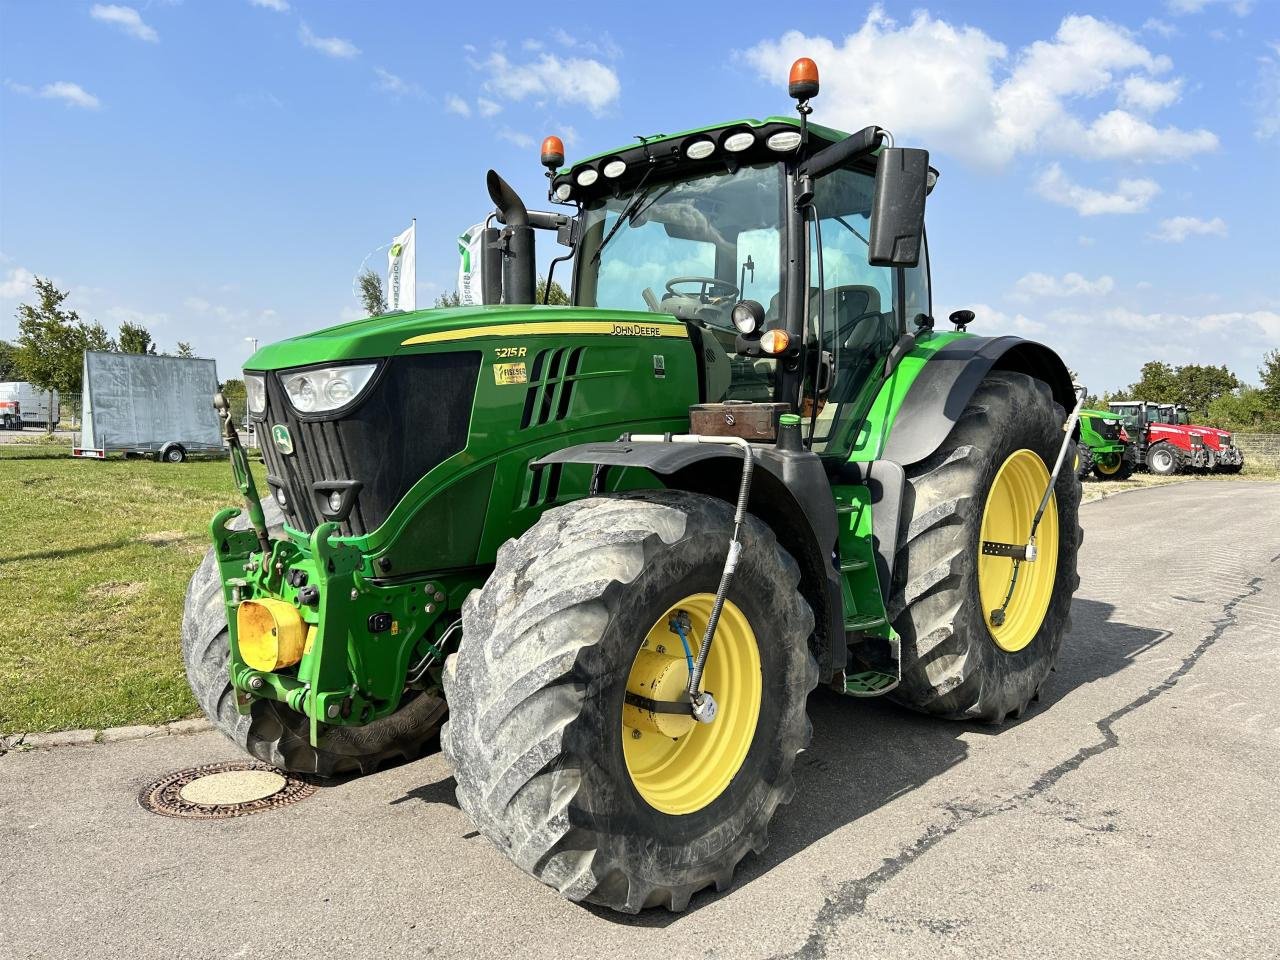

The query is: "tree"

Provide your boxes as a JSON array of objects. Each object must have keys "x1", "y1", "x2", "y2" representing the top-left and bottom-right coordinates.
[
  {"x1": 14, "y1": 278, "x2": 115, "y2": 431},
  {"x1": 1260, "y1": 349, "x2": 1280, "y2": 408},
  {"x1": 1206, "y1": 386, "x2": 1280, "y2": 433},
  {"x1": 1126, "y1": 361, "x2": 1179, "y2": 403},
  {"x1": 0, "y1": 339, "x2": 18, "y2": 380},
  {"x1": 536, "y1": 276, "x2": 570, "y2": 305},
  {"x1": 434, "y1": 289, "x2": 462, "y2": 308},
  {"x1": 219, "y1": 378, "x2": 247, "y2": 423},
  {"x1": 175, "y1": 341, "x2": 195, "y2": 358},
  {"x1": 118, "y1": 321, "x2": 157, "y2": 355},
  {"x1": 358, "y1": 269, "x2": 386, "y2": 317},
  {"x1": 1173, "y1": 363, "x2": 1239, "y2": 417}
]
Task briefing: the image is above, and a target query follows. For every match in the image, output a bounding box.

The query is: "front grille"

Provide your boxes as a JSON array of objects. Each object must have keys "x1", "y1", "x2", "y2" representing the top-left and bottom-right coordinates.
[
  {"x1": 257, "y1": 352, "x2": 481, "y2": 536},
  {"x1": 1094, "y1": 418, "x2": 1121, "y2": 442}
]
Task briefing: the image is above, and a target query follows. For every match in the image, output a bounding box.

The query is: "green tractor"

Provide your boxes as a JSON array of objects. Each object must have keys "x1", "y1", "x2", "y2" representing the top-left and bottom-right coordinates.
[
  {"x1": 186, "y1": 57, "x2": 1083, "y2": 913},
  {"x1": 1076, "y1": 409, "x2": 1134, "y2": 481}
]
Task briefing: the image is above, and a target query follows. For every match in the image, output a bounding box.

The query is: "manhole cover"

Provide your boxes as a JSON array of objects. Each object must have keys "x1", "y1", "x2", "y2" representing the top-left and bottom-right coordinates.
[{"x1": 139, "y1": 760, "x2": 316, "y2": 820}]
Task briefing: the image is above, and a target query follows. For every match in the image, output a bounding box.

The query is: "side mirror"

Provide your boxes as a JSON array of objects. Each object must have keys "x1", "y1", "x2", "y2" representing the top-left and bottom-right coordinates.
[{"x1": 868, "y1": 147, "x2": 929, "y2": 267}]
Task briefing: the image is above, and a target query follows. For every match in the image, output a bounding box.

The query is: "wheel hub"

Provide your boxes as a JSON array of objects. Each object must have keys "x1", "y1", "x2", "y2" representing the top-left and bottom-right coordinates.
[
  {"x1": 621, "y1": 594, "x2": 761, "y2": 815},
  {"x1": 977, "y1": 449, "x2": 1060, "y2": 653}
]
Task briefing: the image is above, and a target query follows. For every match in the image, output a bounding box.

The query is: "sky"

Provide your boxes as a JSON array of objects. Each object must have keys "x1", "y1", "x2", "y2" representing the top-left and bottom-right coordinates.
[{"x1": 1, "y1": 0, "x2": 1277, "y2": 395}]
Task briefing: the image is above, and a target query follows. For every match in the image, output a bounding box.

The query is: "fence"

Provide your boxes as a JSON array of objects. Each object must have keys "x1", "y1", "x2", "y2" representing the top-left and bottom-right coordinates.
[{"x1": 1234, "y1": 433, "x2": 1280, "y2": 470}]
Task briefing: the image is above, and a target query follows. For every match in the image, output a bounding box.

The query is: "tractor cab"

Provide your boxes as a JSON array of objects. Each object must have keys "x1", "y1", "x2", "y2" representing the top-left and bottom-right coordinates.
[
  {"x1": 1157, "y1": 403, "x2": 1190, "y2": 425},
  {"x1": 561, "y1": 121, "x2": 932, "y2": 450}
]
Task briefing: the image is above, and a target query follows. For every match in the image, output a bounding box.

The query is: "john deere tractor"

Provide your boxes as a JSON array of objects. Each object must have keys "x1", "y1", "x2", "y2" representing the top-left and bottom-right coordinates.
[
  {"x1": 185, "y1": 58, "x2": 1083, "y2": 913},
  {"x1": 1076, "y1": 409, "x2": 1134, "y2": 480}
]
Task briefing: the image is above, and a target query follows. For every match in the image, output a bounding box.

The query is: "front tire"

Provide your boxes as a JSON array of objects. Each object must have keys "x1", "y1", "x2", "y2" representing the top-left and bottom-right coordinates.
[
  {"x1": 443, "y1": 491, "x2": 818, "y2": 913},
  {"x1": 883, "y1": 370, "x2": 1082, "y2": 722},
  {"x1": 1092, "y1": 453, "x2": 1132, "y2": 481},
  {"x1": 181, "y1": 501, "x2": 446, "y2": 776}
]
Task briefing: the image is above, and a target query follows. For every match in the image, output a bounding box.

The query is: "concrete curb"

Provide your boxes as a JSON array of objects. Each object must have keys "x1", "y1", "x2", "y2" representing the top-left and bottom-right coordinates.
[{"x1": 1, "y1": 717, "x2": 214, "y2": 755}]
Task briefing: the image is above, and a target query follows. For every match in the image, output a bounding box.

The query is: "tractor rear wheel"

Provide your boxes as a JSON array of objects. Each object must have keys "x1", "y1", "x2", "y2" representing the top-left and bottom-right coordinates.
[
  {"x1": 885, "y1": 370, "x2": 1082, "y2": 722},
  {"x1": 442, "y1": 491, "x2": 817, "y2": 913},
  {"x1": 181, "y1": 501, "x2": 446, "y2": 776},
  {"x1": 1147, "y1": 442, "x2": 1181, "y2": 476}
]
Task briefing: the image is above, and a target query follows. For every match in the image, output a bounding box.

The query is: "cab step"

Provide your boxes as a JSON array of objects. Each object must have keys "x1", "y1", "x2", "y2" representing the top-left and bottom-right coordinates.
[
  {"x1": 843, "y1": 670, "x2": 900, "y2": 697},
  {"x1": 838, "y1": 557, "x2": 870, "y2": 574},
  {"x1": 843, "y1": 613, "x2": 886, "y2": 631}
]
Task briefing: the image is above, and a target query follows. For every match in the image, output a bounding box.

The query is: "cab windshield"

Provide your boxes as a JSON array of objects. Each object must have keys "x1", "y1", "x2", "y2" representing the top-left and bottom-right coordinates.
[{"x1": 574, "y1": 163, "x2": 784, "y2": 401}]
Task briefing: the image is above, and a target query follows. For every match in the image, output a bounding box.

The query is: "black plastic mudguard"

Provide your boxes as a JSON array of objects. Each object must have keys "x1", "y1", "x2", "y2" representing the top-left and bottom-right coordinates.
[
  {"x1": 536, "y1": 441, "x2": 846, "y2": 680},
  {"x1": 882, "y1": 335, "x2": 1075, "y2": 467}
]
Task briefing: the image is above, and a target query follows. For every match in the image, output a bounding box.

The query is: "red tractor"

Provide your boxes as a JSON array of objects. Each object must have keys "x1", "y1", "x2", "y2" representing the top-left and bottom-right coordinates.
[
  {"x1": 1157, "y1": 403, "x2": 1244, "y2": 473},
  {"x1": 1107, "y1": 401, "x2": 1211, "y2": 476}
]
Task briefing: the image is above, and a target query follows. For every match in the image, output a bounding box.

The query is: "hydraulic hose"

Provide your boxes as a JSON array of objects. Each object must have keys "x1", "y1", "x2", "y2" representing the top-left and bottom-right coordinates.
[{"x1": 626, "y1": 434, "x2": 754, "y2": 701}]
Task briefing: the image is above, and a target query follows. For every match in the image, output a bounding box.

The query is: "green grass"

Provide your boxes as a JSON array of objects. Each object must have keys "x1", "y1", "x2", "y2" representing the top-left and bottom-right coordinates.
[{"x1": 0, "y1": 454, "x2": 264, "y2": 734}]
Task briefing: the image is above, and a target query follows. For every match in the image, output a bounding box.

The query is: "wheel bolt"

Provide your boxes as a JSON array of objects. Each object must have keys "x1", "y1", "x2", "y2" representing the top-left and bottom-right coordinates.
[{"x1": 631, "y1": 729, "x2": 642, "y2": 739}]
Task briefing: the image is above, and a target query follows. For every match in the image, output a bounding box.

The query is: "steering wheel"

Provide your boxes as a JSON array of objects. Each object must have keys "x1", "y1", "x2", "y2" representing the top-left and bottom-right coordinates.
[{"x1": 665, "y1": 277, "x2": 739, "y2": 303}]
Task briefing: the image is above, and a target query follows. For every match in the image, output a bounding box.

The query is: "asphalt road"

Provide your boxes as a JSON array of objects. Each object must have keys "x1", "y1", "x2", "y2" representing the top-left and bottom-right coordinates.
[{"x1": 3, "y1": 481, "x2": 1278, "y2": 960}]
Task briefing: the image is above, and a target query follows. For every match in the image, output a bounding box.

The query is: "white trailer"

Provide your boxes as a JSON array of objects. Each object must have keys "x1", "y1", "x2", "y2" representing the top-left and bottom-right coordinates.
[
  {"x1": 74, "y1": 352, "x2": 224, "y2": 462},
  {"x1": 0, "y1": 382, "x2": 58, "y2": 429}
]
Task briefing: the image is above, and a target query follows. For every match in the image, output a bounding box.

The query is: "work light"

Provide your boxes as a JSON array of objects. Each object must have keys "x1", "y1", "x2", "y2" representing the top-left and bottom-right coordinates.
[{"x1": 244, "y1": 373, "x2": 267, "y2": 415}]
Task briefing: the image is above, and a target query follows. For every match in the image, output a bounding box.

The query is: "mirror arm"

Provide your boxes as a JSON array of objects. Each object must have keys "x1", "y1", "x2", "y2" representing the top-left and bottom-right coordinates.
[{"x1": 798, "y1": 125, "x2": 886, "y2": 181}]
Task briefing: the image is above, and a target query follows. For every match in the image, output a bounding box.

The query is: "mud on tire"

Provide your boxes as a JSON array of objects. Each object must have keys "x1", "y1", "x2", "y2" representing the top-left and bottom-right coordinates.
[
  {"x1": 181, "y1": 500, "x2": 446, "y2": 777},
  {"x1": 881, "y1": 370, "x2": 1082, "y2": 723},
  {"x1": 442, "y1": 490, "x2": 818, "y2": 913}
]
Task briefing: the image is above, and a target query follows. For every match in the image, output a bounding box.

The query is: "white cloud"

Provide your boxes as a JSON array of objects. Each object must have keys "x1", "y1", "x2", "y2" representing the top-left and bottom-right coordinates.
[
  {"x1": 1166, "y1": 0, "x2": 1253, "y2": 15},
  {"x1": 8, "y1": 80, "x2": 102, "y2": 109},
  {"x1": 1143, "y1": 18, "x2": 1178, "y2": 38},
  {"x1": 953, "y1": 303, "x2": 1047, "y2": 336},
  {"x1": 374, "y1": 67, "x2": 421, "y2": 97},
  {"x1": 1069, "y1": 109, "x2": 1217, "y2": 161},
  {"x1": 90, "y1": 5, "x2": 158, "y2": 43},
  {"x1": 1119, "y1": 75, "x2": 1183, "y2": 112},
  {"x1": 481, "y1": 51, "x2": 620, "y2": 113},
  {"x1": 0, "y1": 266, "x2": 35, "y2": 299},
  {"x1": 497, "y1": 128, "x2": 535, "y2": 149},
  {"x1": 444, "y1": 94, "x2": 470, "y2": 117},
  {"x1": 1149, "y1": 215, "x2": 1229, "y2": 241},
  {"x1": 742, "y1": 10, "x2": 1216, "y2": 167},
  {"x1": 476, "y1": 97, "x2": 502, "y2": 117},
  {"x1": 1078, "y1": 235, "x2": 1096, "y2": 246},
  {"x1": 1035, "y1": 163, "x2": 1160, "y2": 215},
  {"x1": 249, "y1": 0, "x2": 289, "y2": 11},
  {"x1": 299, "y1": 23, "x2": 360, "y2": 59},
  {"x1": 1011, "y1": 272, "x2": 1115, "y2": 300}
]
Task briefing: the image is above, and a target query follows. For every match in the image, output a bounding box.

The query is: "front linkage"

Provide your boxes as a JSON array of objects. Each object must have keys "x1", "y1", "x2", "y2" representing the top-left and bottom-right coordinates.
[{"x1": 210, "y1": 394, "x2": 464, "y2": 746}]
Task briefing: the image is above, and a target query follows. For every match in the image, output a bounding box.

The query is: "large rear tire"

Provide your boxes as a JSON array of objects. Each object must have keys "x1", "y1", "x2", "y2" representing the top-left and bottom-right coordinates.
[
  {"x1": 1147, "y1": 442, "x2": 1181, "y2": 476},
  {"x1": 181, "y1": 501, "x2": 446, "y2": 776},
  {"x1": 442, "y1": 491, "x2": 818, "y2": 913},
  {"x1": 884, "y1": 370, "x2": 1082, "y2": 722}
]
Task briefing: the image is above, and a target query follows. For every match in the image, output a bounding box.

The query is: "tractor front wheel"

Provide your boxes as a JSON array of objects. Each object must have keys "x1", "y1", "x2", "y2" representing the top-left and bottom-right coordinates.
[
  {"x1": 1092, "y1": 453, "x2": 1132, "y2": 481},
  {"x1": 885, "y1": 370, "x2": 1082, "y2": 722},
  {"x1": 181, "y1": 501, "x2": 446, "y2": 776},
  {"x1": 443, "y1": 491, "x2": 817, "y2": 913}
]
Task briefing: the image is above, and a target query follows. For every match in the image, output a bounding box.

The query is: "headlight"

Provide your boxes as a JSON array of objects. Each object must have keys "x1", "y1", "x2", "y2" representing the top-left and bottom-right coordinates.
[
  {"x1": 244, "y1": 373, "x2": 267, "y2": 415},
  {"x1": 281, "y1": 364, "x2": 377, "y2": 414}
]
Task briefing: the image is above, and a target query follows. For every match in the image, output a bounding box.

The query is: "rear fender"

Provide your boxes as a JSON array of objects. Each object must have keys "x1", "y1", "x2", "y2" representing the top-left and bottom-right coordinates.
[
  {"x1": 537, "y1": 441, "x2": 846, "y2": 680},
  {"x1": 878, "y1": 335, "x2": 1075, "y2": 467}
]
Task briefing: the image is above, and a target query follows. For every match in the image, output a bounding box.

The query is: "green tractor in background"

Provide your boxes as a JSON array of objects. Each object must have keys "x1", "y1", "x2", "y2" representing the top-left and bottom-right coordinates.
[
  {"x1": 1075, "y1": 408, "x2": 1134, "y2": 481},
  {"x1": 186, "y1": 57, "x2": 1083, "y2": 913}
]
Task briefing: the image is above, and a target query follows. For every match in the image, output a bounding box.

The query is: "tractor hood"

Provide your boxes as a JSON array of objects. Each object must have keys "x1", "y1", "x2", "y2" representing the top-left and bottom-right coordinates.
[{"x1": 245, "y1": 305, "x2": 687, "y2": 372}]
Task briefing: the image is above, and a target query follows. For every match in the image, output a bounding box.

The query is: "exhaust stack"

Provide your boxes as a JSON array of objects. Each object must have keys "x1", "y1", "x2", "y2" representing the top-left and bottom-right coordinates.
[{"x1": 486, "y1": 170, "x2": 536, "y2": 305}]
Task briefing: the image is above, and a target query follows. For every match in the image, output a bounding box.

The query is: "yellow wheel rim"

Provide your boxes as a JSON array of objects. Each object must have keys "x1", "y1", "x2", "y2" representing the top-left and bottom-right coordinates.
[
  {"x1": 622, "y1": 594, "x2": 761, "y2": 815},
  {"x1": 1095, "y1": 456, "x2": 1121, "y2": 475},
  {"x1": 977, "y1": 449, "x2": 1059, "y2": 653}
]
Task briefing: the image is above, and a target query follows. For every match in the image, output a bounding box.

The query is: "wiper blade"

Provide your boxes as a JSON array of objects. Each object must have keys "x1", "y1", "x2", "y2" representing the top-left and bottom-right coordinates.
[{"x1": 589, "y1": 166, "x2": 659, "y2": 265}]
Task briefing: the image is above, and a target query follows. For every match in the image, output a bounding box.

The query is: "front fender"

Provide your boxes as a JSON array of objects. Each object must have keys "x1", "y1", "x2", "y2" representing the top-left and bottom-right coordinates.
[{"x1": 536, "y1": 441, "x2": 846, "y2": 680}]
